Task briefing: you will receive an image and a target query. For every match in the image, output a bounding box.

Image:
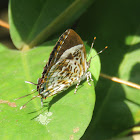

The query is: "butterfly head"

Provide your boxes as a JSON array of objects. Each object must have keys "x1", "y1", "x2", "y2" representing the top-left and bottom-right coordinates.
[
  {"x1": 37, "y1": 78, "x2": 43, "y2": 90},
  {"x1": 37, "y1": 78, "x2": 46, "y2": 98}
]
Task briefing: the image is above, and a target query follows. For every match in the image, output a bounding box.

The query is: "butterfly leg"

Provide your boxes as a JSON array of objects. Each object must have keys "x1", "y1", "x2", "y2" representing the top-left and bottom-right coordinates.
[
  {"x1": 74, "y1": 79, "x2": 81, "y2": 94},
  {"x1": 41, "y1": 98, "x2": 43, "y2": 107},
  {"x1": 86, "y1": 71, "x2": 93, "y2": 86}
]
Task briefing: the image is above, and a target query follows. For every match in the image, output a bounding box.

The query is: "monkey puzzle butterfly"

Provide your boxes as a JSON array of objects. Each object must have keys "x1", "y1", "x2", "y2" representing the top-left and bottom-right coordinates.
[{"x1": 18, "y1": 29, "x2": 107, "y2": 109}]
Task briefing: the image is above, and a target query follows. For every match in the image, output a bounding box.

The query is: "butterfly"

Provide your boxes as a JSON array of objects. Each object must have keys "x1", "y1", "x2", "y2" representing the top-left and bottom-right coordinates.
[{"x1": 17, "y1": 29, "x2": 107, "y2": 109}]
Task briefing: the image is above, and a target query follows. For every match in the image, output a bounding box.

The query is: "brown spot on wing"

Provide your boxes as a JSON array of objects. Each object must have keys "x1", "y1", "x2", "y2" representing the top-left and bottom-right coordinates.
[{"x1": 66, "y1": 53, "x2": 74, "y2": 60}]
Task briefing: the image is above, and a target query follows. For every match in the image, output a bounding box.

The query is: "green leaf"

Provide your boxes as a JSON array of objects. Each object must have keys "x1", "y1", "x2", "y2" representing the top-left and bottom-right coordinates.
[
  {"x1": 9, "y1": 0, "x2": 94, "y2": 50},
  {"x1": 0, "y1": 41, "x2": 100, "y2": 139}
]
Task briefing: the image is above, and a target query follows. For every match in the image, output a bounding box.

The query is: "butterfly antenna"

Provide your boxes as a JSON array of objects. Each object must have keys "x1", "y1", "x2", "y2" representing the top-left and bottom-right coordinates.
[
  {"x1": 88, "y1": 46, "x2": 108, "y2": 68},
  {"x1": 25, "y1": 81, "x2": 38, "y2": 85},
  {"x1": 87, "y1": 37, "x2": 96, "y2": 59},
  {"x1": 15, "y1": 90, "x2": 37, "y2": 100},
  {"x1": 20, "y1": 94, "x2": 39, "y2": 110}
]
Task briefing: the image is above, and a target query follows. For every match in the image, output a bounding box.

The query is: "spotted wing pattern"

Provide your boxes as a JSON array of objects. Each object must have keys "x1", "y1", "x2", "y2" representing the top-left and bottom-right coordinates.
[
  {"x1": 38, "y1": 29, "x2": 88, "y2": 99},
  {"x1": 40, "y1": 44, "x2": 87, "y2": 98}
]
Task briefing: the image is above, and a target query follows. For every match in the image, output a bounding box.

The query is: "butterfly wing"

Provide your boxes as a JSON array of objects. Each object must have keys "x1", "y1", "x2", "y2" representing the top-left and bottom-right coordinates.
[
  {"x1": 41, "y1": 29, "x2": 86, "y2": 79},
  {"x1": 40, "y1": 44, "x2": 87, "y2": 98}
]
